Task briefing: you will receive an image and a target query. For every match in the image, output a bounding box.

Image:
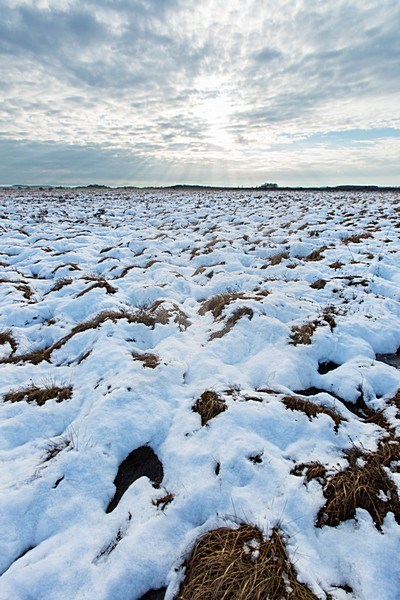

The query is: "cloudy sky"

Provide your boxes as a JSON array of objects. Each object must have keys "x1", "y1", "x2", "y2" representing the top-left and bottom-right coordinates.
[{"x1": 1, "y1": 0, "x2": 399, "y2": 187}]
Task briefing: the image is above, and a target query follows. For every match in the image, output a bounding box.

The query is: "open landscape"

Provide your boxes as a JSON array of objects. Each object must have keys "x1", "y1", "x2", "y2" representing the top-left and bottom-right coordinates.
[{"x1": 0, "y1": 188, "x2": 399, "y2": 599}]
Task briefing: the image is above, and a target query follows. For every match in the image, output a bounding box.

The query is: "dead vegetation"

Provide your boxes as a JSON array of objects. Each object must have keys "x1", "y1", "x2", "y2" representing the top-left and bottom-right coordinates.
[
  {"x1": 0, "y1": 309, "x2": 156, "y2": 365},
  {"x1": 310, "y1": 279, "x2": 327, "y2": 290},
  {"x1": 4, "y1": 383, "x2": 72, "y2": 406},
  {"x1": 132, "y1": 351, "x2": 160, "y2": 369},
  {"x1": 0, "y1": 329, "x2": 17, "y2": 353},
  {"x1": 317, "y1": 437, "x2": 400, "y2": 529},
  {"x1": 282, "y1": 396, "x2": 345, "y2": 431},
  {"x1": 153, "y1": 491, "x2": 174, "y2": 511},
  {"x1": 193, "y1": 391, "x2": 227, "y2": 426},
  {"x1": 176, "y1": 524, "x2": 318, "y2": 600},
  {"x1": 341, "y1": 232, "x2": 373, "y2": 244},
  {"x1": 305, "y1": 246, "x2": 327, "y2": 261},
  {"x1": 210, "y1": 307, "x2": 254, "y2": 340},
  {"x1": 76, "y1": 275, "x2": 116, "y2": 297},
  {"x1": 50, "y1": 277, "x2": 73, "y2": 292},
  {"x1": 43, "y1": 435, "x2": 72, "y2": 461},
  {"x1": 148, "y1": 301, "x2": 191, "y2": 330},
  {"x1": 268, "y1": 251, "x2": 289, "y2": 266},
  {"x1": 290, "y1": 320, "x2": 319, "y2": 345},
  {"x1": 291, "y1": 462, "x2": 327, "y2": 483},
  {"x1": 198, "y1": 292, "x2": 246, "y2": 319}
]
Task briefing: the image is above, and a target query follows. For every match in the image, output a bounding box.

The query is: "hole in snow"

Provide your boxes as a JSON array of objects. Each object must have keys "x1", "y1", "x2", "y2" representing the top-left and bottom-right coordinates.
[{"x1": 106, "y1": 445, "x2": 164, "y2": 513}]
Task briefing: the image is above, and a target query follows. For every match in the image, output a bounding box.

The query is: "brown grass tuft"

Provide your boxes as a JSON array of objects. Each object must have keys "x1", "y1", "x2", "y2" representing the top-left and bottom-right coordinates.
[
  {"x1": 310, "y1": 279, "x2": 326, "y2": 290},
  {"x1": 4, "y1": 384, "x2": 72, "y2": 406},
  {"x1": 198, "y1": 292, "x2": 245, "y2": 319},
  {"x1": 177, "y1": 525, "x2": 318, "y2": 600},
  {"x1": 290, "y1": 321, "x2": 319, "y2": 345},
  {"x1": 269, "y1": 251, "x2": 289, "y2": 266},
  {"x1": 342, "y1": 232, "x2": 373, "y2": 244},
  {"x1": 305, "y1": 246, "x2": 327, "y2": 261},
  {"x1": 291, "y1": 462, "x2": 327, "y2": 483},
  {"x1": 153, "y1": 491, "x2": 174, "y2": 510},
  {"x1": 210, "y1": 307, "x2": 254, "y2": 340},
  {"x1": 132, "y1": 352, "x2": 160, "y2": 369},
  {"x1": 0, "y1": 329, "x2": 17, "y2": 353},
  {"x1": 317, "y1": 438, "x2": 400, "y2": 529},
  {"x1": 76, "y1": 276, "x2": 116, "y2": 297},
  {"x1": 0, "y1": 309, "x2": 156, "y2": 365},
  {"x1": 282, "y1": 396, "x2": 345, "y2": 431},
  {"x1": 193, "y1": 391, "x2": 227, "y2": 426},
  {"x1": 328, "y1": 260, "x2": 344, "y2": 270},
  {"x1": 51, "y1": 277, "x2": 73, "y2": 292}
]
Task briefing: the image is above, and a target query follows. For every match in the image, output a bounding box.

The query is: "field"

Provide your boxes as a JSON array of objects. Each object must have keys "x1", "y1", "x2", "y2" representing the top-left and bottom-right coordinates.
[{"x1": 0, "y1": 189, "x2": 399, "y2": 600}]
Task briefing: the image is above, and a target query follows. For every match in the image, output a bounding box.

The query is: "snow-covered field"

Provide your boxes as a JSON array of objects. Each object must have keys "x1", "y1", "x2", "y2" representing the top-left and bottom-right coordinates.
[{"x1": 0, "y1": 189, "x2": 399, "y2": 600}]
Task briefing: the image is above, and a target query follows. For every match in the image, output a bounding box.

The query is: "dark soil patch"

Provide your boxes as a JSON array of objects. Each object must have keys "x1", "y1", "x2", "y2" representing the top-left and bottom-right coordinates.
[
  {"x1": 106, "y1": 446, "x2": 164, "y2": 513},
  {"x1": 376, "y1": 349, "x2": 400, "y2": 369},
  {"x1": 139, "y1": 588, "x2": 166, "y2": 600},
  {"x1": 318, "y1": 361, "x2": 340, "y2": 375}
]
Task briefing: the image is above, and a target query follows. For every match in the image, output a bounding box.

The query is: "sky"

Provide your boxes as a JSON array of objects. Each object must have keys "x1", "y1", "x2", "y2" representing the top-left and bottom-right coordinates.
[{"x1": 1, "y1": 0, "x2": 399, "y2": 187}]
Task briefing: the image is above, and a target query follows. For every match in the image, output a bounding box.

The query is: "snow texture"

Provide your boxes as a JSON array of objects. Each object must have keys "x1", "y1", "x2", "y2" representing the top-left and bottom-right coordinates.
[{"x1": 0, "y1": 189, "x2": 399, "y2": 599}]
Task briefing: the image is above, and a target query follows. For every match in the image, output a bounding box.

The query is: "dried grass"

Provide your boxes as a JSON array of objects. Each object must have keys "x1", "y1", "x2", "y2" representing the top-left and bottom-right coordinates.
[
  {"x1": 305, "y1": 246, "x2": 327, "y2": 261},
  {"x1": 269, "y1": 251, "x2": 289, "y2": 266},
  {"x1": 193, "y1": 391, "x2": 227, "y2": 426},
  {"x1": 0, "y1": 329, "x2": 17, "y2": 353},
  {"x1": 76, "y1": 276, "x2": 116, "y2": 297},
  {"x1": 310, "y1": 279, "x2": 326, "y2": 290},
  {"x1": 0, "y1": 309, "x2": 156, "y2": 365},
  {"x1": 290, "y1": 321, "x2": 319, "y2": 345},
  {"x1": 50, "y1": 277, "x2": 73, "y2": 292},
  {"x1": 282, "y1": 396, "x2": 344, "y2": 431},
  {"x1": 317, "y1": 437, "x2": 400, "y2": 529},
  {"x1": 4, "y1": 384, "x2": 72, "y2": 406},
  {"x1": 342, "y1": 233, "x2": 373, "y2": 244},
  {"x1": 210, "y1": 307, "x2": 254, "y2": 340},
  {"x1": 132, "y1": 352, "x2": 160, "y2": 369},
  {"x1": 153, "y1": 491, "x2": 174, "y2": 510},
  {"x1": 177, "y1": 525, "x2": 318, "y2": 600},
  {"x1": 198, "y1": 292, "x2": 245, "y2": 319},
  {"x1": 291, "y1": 462, "x2": 327, "y2": 483}
]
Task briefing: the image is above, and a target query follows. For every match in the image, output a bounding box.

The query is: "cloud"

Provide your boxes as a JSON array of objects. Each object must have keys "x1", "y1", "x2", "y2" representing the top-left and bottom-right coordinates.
[{"x1": 0, "y1": 0, "x2": 399, "y2": 185}]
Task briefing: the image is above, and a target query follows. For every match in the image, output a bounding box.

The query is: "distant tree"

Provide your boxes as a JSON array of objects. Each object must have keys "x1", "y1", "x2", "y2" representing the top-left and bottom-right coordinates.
[{"x1": 260, "y1": 182, "x2": 278, "y2": 189}]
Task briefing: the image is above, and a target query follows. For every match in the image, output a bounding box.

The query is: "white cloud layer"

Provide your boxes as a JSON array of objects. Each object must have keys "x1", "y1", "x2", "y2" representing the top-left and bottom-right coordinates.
[{"x1": 1, "y1": 0, "x2": 399, "y2": 185}]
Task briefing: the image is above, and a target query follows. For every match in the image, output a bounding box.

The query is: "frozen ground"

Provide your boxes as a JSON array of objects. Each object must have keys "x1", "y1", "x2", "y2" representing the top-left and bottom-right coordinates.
[{"x1": 0, "y1": 189, "x2": 399, "y2": 599}]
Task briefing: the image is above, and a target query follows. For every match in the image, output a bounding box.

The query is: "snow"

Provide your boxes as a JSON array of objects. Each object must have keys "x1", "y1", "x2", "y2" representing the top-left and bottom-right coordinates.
[{"x1": 0, "y1": 188, "x2": 399, "y2": 599}]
